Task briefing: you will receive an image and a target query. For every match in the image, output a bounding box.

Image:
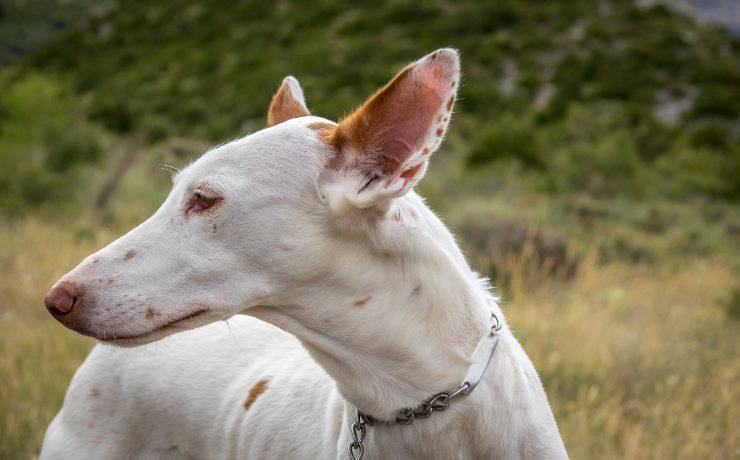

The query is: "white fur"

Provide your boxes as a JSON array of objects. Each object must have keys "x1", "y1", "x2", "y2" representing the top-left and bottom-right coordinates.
[{"x1": 41, "y1": 53, "x2": 567, "y2": 459}]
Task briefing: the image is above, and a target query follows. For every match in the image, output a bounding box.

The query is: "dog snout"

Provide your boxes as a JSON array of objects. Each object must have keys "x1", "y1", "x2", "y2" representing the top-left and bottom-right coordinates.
[{"x1": 44, "y1": 281, "x2": 80, "y2": 317}]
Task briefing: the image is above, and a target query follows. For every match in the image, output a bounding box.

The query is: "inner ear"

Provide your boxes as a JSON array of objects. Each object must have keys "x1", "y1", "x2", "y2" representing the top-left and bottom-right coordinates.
[
  {"x1": 320, "y1": 48, "x2": 460, "y2": 210},
  {"x1": 267, "y1": 76, "x2": 310, "y2": 127}
]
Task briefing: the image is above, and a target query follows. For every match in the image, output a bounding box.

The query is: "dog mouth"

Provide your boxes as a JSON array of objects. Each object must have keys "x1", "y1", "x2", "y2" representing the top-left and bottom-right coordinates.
[{"x1": 100, "y1": 308, "x2": 210, "y2": 345}]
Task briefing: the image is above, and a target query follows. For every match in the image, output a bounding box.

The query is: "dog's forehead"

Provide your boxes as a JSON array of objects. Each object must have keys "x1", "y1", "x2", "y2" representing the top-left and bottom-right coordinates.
[{"x1": 175, "y1": 116, "x2": 335, "y2": 187}]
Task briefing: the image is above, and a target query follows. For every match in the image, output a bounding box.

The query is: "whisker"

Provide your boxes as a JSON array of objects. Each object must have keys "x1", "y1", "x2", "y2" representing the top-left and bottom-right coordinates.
[{"x1": 158, "y1": 164, "x2": 181, "y2": 180}]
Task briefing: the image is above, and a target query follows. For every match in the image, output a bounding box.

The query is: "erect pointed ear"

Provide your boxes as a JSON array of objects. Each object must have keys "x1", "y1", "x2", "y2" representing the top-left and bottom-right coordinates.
[
  {"x1": 319, "y1": 48, "x2": 460, "y2": 212},
  {"x1": 267, "y1": 76, "x2": 310, "y2": 126}
]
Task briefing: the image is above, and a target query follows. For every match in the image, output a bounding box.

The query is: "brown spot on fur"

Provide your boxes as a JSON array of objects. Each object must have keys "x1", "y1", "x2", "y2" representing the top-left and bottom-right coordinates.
[
  {"x1": 354, "y1": 296, "x2": 372, "y2": 307},
  {"x1": 145, "y1": 307, "x2": 160, "y2": 320},
  {"x1": 392, "y1": 210, "x2": 402, "y2": 222},
  {"x1": 107, "y1": 278, "x2": 114, "y2": 284},
  {"x1": 244, "y1": 379, "x2": 269, "y2": 411},
  {"x1": 267, "y1": 79, "x2": 309, "y2": 126},
  {"x1": 412, "y1": 285, "x2": 422, "y2": 296},
  {"x1": 89, "y1": 388, "x2": 100, "y2": 399},
  {"x1": 92, "y1": 257, "x2": 99, "y2": 265},
  {"x1": 436, "y1": 128, "x2": 444, "y2": 137},
  {"x1": 212, "y1": 224, "x2": 217, "y2": 234},
  {"x1": 123, "y1": 250, "x2": 136, "y2": 261},
  {"x1": 422, "y1": 147, "x2": 430, "y2": 154},
  {"x1": 446, "y1": 95, "x2": 455, "y2": 111}
]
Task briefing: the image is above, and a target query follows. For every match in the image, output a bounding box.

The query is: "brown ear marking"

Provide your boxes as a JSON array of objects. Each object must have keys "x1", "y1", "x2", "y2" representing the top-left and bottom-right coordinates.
[
  {"x1": 320, "y1": 49, "x2": 459, "y2": 180},
  {"x1": 327, "y1": 65, "x2": 417, "y2": 175},
  {"x1": 308, "y1": 122, "x2": 337, "y2": 143},
  {"x1": 267, "y1": 77, "x2": 309, "y2": 127}
]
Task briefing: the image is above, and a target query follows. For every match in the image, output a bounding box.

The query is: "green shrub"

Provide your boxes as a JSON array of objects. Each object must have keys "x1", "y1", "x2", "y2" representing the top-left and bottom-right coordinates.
[
  {"x1": 539, "y1": 105, "x2": 641, "y2": 196},
  {"x1": 691, "y1": 86, "x2": 740, "y2": 119},
  {"x1": 0, "y1": 73, "x2": 104, "y2": 215},
  {"x1": 467, "y1": 116, "x2": 541, "y2": 168},
  {"x1": 653, "y1": 146, "x2": 739, "y2": 200},
  {"x1": 689, "y1": 122, "x2": 732, "y2": 151}
]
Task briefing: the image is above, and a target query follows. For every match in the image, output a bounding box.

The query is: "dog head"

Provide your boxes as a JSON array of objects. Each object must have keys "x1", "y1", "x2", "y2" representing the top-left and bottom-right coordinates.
[{"x1": 45, "y1": 49, "x2": 461, "y2": 346}]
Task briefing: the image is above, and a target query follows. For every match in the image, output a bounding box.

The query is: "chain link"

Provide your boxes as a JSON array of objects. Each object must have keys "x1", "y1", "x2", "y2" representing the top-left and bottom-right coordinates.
[
  {"x1": 347, "y1": 381, "x2": 470, "y2": 456},
  {"x1": 393, "y1": 381, "x2": 469, "y2": 424},
  {"x1": 348, "y1": 411, "x2": 373, "y2": 460},
  {"x1": 347, "y1": 311, "x2": 501, "y2": 458}
]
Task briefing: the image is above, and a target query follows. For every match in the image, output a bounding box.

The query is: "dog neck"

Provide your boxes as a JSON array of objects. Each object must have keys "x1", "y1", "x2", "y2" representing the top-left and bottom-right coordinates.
[
  {"x1": 244, "y1": 194, "x2": 565, "y2": 457},
  {"x1": 247, "y1": 193, "x2": 496, "y2": 416}
]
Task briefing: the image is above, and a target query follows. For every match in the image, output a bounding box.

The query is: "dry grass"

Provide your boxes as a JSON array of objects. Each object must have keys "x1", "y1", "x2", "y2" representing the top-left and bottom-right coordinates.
[
  {"x1": 0, "y1": 219, "x2": 106, "y2": 458},
  {"x1": 504, "y1": 254, "x2": 739, "y2": 458},
  {"x1": 1, "y1": 218, "x2": 737, "y2": 459}
]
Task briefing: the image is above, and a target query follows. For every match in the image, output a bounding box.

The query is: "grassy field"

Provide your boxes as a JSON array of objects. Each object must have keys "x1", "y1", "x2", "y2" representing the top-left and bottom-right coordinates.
[
  {"x1": 1, "y1": 213, "x2": 737, "y2": 459},
  {"x1": 1, "y1": 1, "x2": 738, "y2": 458}
]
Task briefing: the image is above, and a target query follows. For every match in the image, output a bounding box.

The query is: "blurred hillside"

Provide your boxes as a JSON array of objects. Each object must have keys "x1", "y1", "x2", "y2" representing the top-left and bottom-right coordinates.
[
  {"x1": 0, "y1": 0, "x2": 108, "y2": 64},
  {"x1": 0, "y1": 2, "x2": 738, "y2": 458},
  {"x1": 2, "y1": 0, "x2": 738, "y2": 263},
  {"x1": 16, "y1": 0, "x2": 740, "y2": 165}
]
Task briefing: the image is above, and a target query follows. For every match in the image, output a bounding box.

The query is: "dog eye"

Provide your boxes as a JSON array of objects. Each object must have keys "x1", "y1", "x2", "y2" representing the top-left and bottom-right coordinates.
[{"x1": 188, "y1": 192, "x2": 219, "y2": 214}]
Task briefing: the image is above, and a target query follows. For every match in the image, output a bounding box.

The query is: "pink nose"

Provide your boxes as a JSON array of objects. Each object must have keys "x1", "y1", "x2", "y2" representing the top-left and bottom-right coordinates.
[{"x1": 44, "y1": 281, "x2": 78, "y2": 316}]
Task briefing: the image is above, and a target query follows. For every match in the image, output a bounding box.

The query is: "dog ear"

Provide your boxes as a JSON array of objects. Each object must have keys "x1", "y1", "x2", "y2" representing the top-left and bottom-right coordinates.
[
  {"x1": 320, "y1": 49, "x2": 459, "y2": 212},
  {"x1": 267, "y1": 76, "x2": 310, "y2": 126}
]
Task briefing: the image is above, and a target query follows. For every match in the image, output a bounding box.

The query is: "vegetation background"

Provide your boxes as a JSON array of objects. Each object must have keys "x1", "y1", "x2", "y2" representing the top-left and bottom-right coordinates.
[{"x1": 0, "y1": 0, "x2": 738, "y2": 458}]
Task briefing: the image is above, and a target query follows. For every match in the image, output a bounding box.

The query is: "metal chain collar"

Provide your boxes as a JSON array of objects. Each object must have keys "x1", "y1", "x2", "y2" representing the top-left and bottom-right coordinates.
[
  {"x1": 347, "y1": 411, "x2": 369, "y2": 460},
  {"x1": 348, "y1": 311, "x2": 502, "y2": 460}
]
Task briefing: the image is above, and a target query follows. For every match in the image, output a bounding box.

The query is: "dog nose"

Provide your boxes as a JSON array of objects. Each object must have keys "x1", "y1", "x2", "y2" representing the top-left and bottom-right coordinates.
[{"x1": 44, "y1": 282, "x2": 78, "y2": 316}]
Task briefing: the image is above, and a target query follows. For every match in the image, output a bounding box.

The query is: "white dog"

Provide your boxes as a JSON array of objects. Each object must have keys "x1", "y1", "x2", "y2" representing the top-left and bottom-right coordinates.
[{"x1": 41, "y1": 49, "x2": 567, "y2": 459}]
